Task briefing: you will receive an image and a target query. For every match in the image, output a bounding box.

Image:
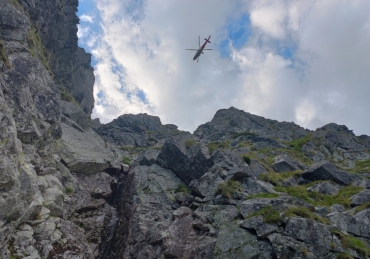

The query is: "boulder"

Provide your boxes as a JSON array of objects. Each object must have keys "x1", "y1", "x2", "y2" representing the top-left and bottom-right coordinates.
[
  {"x1": 272, "y1": 154, "x2": 306, "y2": 172},
  {"x1": 284, "y1": 218, "x2": 332, "y2": 251},
  {"x1": 350, "y1": 189, "x2": 370, "y2": 207},
  {"x1": 307, "y1": 181, "x2": 340, "y2": 195},
  {"x1": 57, "y1": 123, "x2": 121, "y2": 175},
  {"x1": 240, "y1": 215, "x2": 279, "y2": 238},
  {"x1": 301, "y1": 161, "x2": 352, "y2": 185},
  {"x1": 281, "y1": 177, "x2": 298, "y2": 187},
  {"x1": 328, "y1": 211, "x2": 370, "y2": 238},
  {"x1": 158, "y1": 135, "x2": 213, "y2": 184}
]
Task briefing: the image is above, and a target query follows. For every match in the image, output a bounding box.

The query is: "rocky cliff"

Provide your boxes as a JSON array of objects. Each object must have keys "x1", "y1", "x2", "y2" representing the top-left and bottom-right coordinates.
[{"x1": 2, "y1": 0, "x2": 370, "y2": 258}]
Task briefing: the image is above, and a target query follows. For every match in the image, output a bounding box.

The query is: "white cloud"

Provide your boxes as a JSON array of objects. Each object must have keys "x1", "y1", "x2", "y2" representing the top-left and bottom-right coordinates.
[
  {"x1": 80, "y1": 14, "x2": 94, "y2": 23},
  {"x1": 81, "y1": 0, "x2": 370, "y2": 136}
]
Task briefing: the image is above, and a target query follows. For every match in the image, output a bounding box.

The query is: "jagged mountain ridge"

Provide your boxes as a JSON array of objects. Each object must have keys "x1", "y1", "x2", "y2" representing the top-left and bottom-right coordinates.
[{"x1": 2, "y1": 0, "x2": 370, "y2": 258}]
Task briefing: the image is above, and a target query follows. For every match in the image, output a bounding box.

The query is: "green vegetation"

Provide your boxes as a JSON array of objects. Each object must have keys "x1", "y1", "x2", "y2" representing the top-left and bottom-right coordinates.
[
  {"x1": 353, "y1": 159, "x2": 370, "y2": 173},
  {"x1": 123, "y1": 156, "x2": 131, "y2": 165},
  {"x1": 175, "y1": 183, "x2": 191, "y2": 194},
  {"x1": 247, "y1": 205, "x2": 282, "y2": 224},
  {"x1": 59, "y1": 87, "x2": 80, "y2": 106},
  {"x1": 246, "y1": 193, "x2": 280, "y2": 200},
  {"x1": 241, "y1": 155, "x2": 251, "y2": 165},
  {"x1": 216, "y1": 179, "x2": 242, "y2": 199},
  {"x1": 336, "y1": 253, "x2": 354, "y2": 259},
  {"x1": 259, "y1": 170, "x2": 302, "y2": 186},
  {"x1": 207, "y1": 141, "x2": 230, "y2": 154},
  {"x1": 237, "y1": 141, "x2": 251, "y2": 148},
  {"x1": 148, "y1": 137, "x2": 158, "y2": 143},
  {"x1": 27, "y1": 26, "x2": 53, "y2": 76},
  {"x1": 0, "y1": 40, "x2": 10, "y2": 68},
  {"x1": 354, "y1": 201, "x2": 370, "y2": 213},
  {"x1": 65, "y1": 187, "x2": 74, "y2": 194},
  {"x1": 285, "y1": 206, "x2": 330, "y2": 224},
  {"x1": 9, "y1": 0, "x2": 24, "y2": 11},
  {"x1": 289, "y1": 134, "x2": 312, "y2": 151},
  {"x1": 332, "y1": 230, "x2": 370, "y2": 257},
  {"x1": 120, "y1": 145, "x2": 145, "y2": 154},
  {"x1": 185, "y1": 139, "x2": 197, "y2": 149},
  {"x1": 275, "y1": 184, "x2": 363, "y2": 208},
  {"x1": 232, "y1": 132, "x2": 258, "y2": 139}
]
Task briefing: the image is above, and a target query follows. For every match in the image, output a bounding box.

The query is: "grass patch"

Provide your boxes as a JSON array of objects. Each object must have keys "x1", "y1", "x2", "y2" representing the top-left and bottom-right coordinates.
[
  {"x1": 246, "y1": 193, "x2": 280, "y2": 200},
  {"x1": 123, "y1": 156, "x2": 131, "y2": 165},
  {"x1": 27, "y1": 26, "x2": 53, "y2": 76},
  {"x1": 336, "y1": 253, "x2": 354, "y2": 259},
  {"x1": 289, "y1": 134, "x2": 312, "y2": 151},
  {"x1": 0, "y1": 40, "x2": 10, "y2": 68},
  {"x1": 175, "y1": 183, "x2": 191, "y2": 194},
  {"x1": 9, "y1": 0, "x2": 24, "y2": 11},
  {"x1": 216, "y1": 179, "x2": 242, "y2": 199},
  {"x1": 259, "y1": 170, "x2": 302, "y2": 186},
  {"x1": 65, "y1": 187, "x2": 74, "y2": 194},
  {"x1": 59, "y1": 87, "x2": 80, "y2": 106},
  {"x1": 241, "y1": 155, "x2": 251, "y2": 165},
  {"x1": 353, "y1": 159, "x2": 370, "y2": 173},
  {"x1": 247, "y1": 205, "x2": 282, "y2": 224},
  {"x1": 184, "y1": 139, "x2": 197, "y2": 149},
  {"x1": 332, "y1": 230, "x2": 370, "y2": 257},
  {"x1": 237, "y1": 141, "x2": 251, "y2": 148},
  {"x1": 285, "y1": 206, "x2": 330, "y2": 224},
  {"x1": 232, "y1": 132, "x2": 258, "y2": 139},
  {"x1": 354, "y1": 201, "x2": 370, "y2": 213},
  {"x1": 275, "y1": 183, "x2": 363, "y2": 208},
  {"x1": 207, "y1": 141, "x2": 230, "y2": 155}
]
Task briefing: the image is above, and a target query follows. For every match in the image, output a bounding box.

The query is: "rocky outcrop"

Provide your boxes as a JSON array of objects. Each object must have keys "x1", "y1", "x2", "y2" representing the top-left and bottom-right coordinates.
[
  {"x1": 95, "y1": 113, "x2": 185, "y2": 147},
  {"x1": 301, "y1": 161, "x2": 353, "y2": 185},
  {"x1": 3, "y1": 0, "x2": 370, "y2": 257}
]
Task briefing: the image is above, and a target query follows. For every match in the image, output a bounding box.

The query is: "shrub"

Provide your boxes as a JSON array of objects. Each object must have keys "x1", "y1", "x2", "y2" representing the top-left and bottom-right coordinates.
[
  {"x1": 247, "y1": 205, "x2": 282, "y2": 224},
  {"x1": 216, "y1": 179, "x2": 242, "y2": 199}
]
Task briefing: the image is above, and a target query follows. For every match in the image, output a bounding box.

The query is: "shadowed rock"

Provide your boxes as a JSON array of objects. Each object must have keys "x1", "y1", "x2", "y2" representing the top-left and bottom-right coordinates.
[{"x1": 301, "y1": 161, "x2": 352, "y2": 185}]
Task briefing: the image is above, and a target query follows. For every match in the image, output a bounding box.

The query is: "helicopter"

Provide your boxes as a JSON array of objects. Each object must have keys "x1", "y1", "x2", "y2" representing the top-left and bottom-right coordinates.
[{"x1": 185, "y1": 35, "x2": 212, "y2": 62}]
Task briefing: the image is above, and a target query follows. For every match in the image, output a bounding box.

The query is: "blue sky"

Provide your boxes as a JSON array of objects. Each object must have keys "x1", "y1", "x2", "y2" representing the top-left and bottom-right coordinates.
[{"x1": 77, "y1": 0, "x2": 370, "y2": 136}]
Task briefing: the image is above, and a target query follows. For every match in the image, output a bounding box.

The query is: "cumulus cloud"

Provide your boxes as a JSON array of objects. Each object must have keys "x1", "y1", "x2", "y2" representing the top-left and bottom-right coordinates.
[{"x1": 78, "y1": 0, "x2": 370, "y2": 136}]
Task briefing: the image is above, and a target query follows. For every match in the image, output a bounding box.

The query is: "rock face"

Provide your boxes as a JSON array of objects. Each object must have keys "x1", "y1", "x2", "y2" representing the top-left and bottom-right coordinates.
[{"x1": 2, "y1": 0, "x2": 370, "y2": 258}]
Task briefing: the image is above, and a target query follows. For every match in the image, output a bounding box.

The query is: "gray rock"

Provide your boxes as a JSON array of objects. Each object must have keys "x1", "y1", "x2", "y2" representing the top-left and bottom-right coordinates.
[
  {"x1": 272, "y1": 154, "x2": 307, "y2": 172},
  {"x1": 241, "y1": 178, "x2": 277, "y2": 195},
  {"x1": 0, "y1": 0, "x2": 30, "y2": 41},
  {"x1": 268, "y1": 233, "x2": 316, "y2": 259},
  {"x1": 240, "y1": 215, "x2": 278, "y2": 238},
  {"x1": 301, "y1": 161, "x2": 352, "y2": 185},
  {"x1": 284, "y1": 217, "x2": 333, "y2": 252},
  {"x1": 307, "y1": 181, "x2": 340, "y2": 195},
  {"x1": 281, "y1": 177, "x2": 298, "y2": 187},
  {"x1": 350, "y1": 189, "x2": 370, "y2": 207},
  {"x1": 328, "y1": 211, "x2": 370, "y2": 238},
  {"x1": 158, "y1": 134, "x2": 214, "y2": 184},
  {"x1": 57, "y1": 123, "x2": 121, "y2": 175},
  {"x1": 189, "y1": 169, "x2": 224, "y2": 198},
  {"x1": 330, "y1": 204, "x2": 346, "y2": 213}
]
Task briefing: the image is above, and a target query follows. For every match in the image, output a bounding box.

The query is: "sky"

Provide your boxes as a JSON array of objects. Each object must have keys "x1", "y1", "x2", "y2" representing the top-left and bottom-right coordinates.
[{"x1": 77, "y1": 0, "x2": 370, "y2": 136}]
